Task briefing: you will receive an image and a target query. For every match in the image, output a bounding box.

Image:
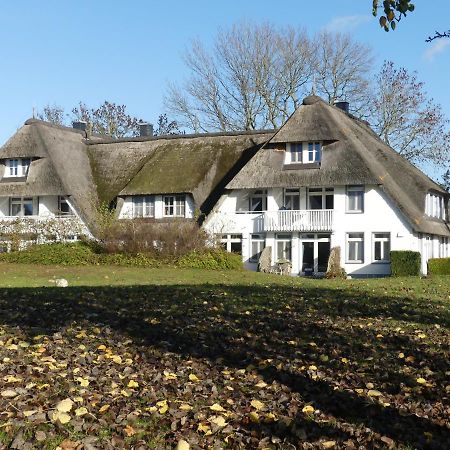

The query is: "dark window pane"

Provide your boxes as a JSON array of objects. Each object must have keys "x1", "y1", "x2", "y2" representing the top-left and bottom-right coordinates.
[{"x1": 309, "y1": 195, "x2": 322, "y2": 210}]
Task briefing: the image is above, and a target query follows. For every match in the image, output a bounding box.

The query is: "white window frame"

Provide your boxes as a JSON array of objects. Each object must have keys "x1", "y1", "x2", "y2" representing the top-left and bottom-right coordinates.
[
  {"x1": 57, "y1": 196, "x2": 73, "y2": 216},
  {"x1": 9, "y1": 197, "x2": 34, "y2": 217},
  {"x1": 346, "y1": 232, "x2": 364, "y2": 263},
  {"x1": 276, "y1": 233, "x2": 292, "y2": 262},
  {"x1": 163, "y1": 194, "x2": 185, "y2": 217},
  {"x1": 220, "y1": 234, "x2": 242, "y2": 254},
  {"x1": 250, "y1": 233, "x2": 265, "y2": 263},
  {"x1": 346, "y1": 185, "x2": 364, "y2": 213},
  {"x1": 285, "y1": 142, "x2": 322, "y2": 165},
  {"x1": 283, "y1": 188, "x2": 300, "y2": 210},
  {"x1": 248, "y1": 190, "x2": 267, "y2": 212},
  {"x1": 132, "y1": 195, "x2": 155, "y2": 218},
  {"x1": 425, "y1": 192, "x2": 445, "y2": 220},
  {"x1": 439, "y1": 236, "x2": 449, "y2": 258},
  {"x1": 308, "y1": 187, "x2": 334, "y2": 210},
  {"x1": 4, "y1": 158, "x2": 31, "y2": 178},
  {"x1": 372, "y1": 232, "x2": 390, "y2": 263}
]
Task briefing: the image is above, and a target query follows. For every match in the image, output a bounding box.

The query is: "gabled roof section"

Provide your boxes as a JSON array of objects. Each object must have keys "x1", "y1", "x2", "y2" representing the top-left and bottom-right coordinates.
[
  {"x1": 88, "y1": 132, "x2": 272, "y2": 213},
  {"x1": 0, "y1": 120, "x2": 99, "y2": 228},
  {"x1": 228, "y1": 96, "x2": 449, "y2": 236}
]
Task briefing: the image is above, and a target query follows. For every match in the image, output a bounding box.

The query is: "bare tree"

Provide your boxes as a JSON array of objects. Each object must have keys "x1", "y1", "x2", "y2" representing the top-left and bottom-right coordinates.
[
  {"x1": 166, "y1": 24, "x2": 374, "y2": 131},
  {"x1": 314, "y1": 31, "x2": 374, "y2": 118},
  {"x1": 370, "y1": 61, "x2": 450, "y2": 165},
  {"x1": 154, "y1": 114, "x2": 181, "y2": 136},
  {"x1": 166, "y1": 23, "x2": 317, "y2": 132},
  {"x1": 72, "y1": 101, "x2": 143, "y2": 138},
  {"x1": 37, "y1": 104, "x2": 66, "y2": 125}
]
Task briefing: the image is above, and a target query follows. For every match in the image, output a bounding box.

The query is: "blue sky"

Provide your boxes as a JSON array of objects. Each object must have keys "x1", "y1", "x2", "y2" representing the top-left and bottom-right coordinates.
[{"x1": 0, "y1": 1, "x2": 449, "y2": 176}]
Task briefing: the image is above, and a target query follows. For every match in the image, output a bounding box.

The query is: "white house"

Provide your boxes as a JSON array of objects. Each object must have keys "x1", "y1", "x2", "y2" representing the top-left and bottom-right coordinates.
[{"x1": 0, "y1": 95, "x2": 448, "y2": 274}]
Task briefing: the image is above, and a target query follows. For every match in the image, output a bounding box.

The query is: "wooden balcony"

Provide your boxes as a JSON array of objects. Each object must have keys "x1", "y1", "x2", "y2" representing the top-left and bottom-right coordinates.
[{"x1": 263, "y1": 209, "x2": 333, "y2": 232}]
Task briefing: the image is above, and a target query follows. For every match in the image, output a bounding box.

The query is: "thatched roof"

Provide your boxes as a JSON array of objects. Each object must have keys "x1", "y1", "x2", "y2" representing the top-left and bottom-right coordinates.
[
  {"x1": 0, "y1": 120, "x2": 98, "y2": 228},
  {"x1": 228, "y1": 96, "x2": 449, "y2": 236},
  {"x1": 87, "y1": 131, "x2": 272, "y2": 213}
]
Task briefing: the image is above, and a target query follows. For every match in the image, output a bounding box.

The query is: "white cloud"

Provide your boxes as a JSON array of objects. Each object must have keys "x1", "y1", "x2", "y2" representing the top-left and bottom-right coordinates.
[
  {"x1": 423, "y1": 39, "x2": 450, "y2": 62},
  {"x1": 325, "y1": 15, "x2": 371, "y2": 32}
]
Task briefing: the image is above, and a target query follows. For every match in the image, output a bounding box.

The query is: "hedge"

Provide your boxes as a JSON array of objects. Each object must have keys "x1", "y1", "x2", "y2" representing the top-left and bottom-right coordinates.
[
  {"x1": 428, "y1": 258, "x2": 450, "y2": 275},
  {"x1": 0, "y1": 242, "x2": 242, "y2": 271},
  {"x1": 390, "y1": 250, "x2": 421, "y2": 276}
]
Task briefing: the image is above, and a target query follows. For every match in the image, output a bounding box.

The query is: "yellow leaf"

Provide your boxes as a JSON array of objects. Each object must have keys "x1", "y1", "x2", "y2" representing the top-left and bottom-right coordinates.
[
  {"x1": 209, "y1": 415, "x2": 227, "y2": 427},
  {"x1": 179, "y1": 403, "x2": 192, "y2": 411},
  {"x1": 366, "y1": 382, "x2": 374, "y2": 389},
  {"x1": 52, "y1": 411, "x2": 71, "y2": 424},
  {"x1": 4, "y1": 375, "x2": 22, "y2": 383},
  {"x1": 250, "y1": 399, "x2": 265, "y2": 410},
  {"x1": 189, "y1": 373, "x2": 200, "y2": 382},
  {"x1": 76, "y1": 377, "x2": 89, "y2": 387},
  {"x1": 75, "y1": 407, "x2": 88, "y2": 417},
  {"x1": 197, "y1": 422, "x2": 211, "y2": 434},
  {"x1": 308, "y1": 365, "x2": 317, "y2": 371},
  {"x1": 367, "y1": 389, "x2": 382, "y2": 397},
  {"x1": 249, "y1": 411, "x2": 259, "y2": 423},
  {"x1": 398, "y1": 352, "x2": 405, "y2": 359},
  {"x1": 127, "y1": 380, "x2": 139, "y2": 389},
  {"x1": 265, "y1": 412, "x2": 277, "y2": 421},
  {"x1": 23, "y1": 410, "x2": 38, "y2": 417},
  {"x1": 341, "y1": 358, "x2": 349, "y2": 364},
  {"x1": 176, "y1": 440, "x2": 190, "y2": 450},
  {"x1": 405, "y1": 355, "x2": 415, "y2": 363},
  {"x1": 255, "y1": 381, "x2": 267, "y2": 389},
  {"x1": 97, "y1": 345, "x2": 106, "y2": 351},
  {"x1": 416, "y1": 378, "x2": 427, "y2": 385},
  {"x1": 99, "y1": 404, "x2": 110, "y2": 414},
  {"x1": 112, "y1": 355, "x2": 122, "y2": 364},
  {"x1": 322, "y1": 441, "x2": 336, "y2": 449},
  {"x1": 120, "y1": 390, "x2": 131, "y2": 397},
  {"x1": 302, "y1": 405, "x2": 314, "y2": 414},
  {"x1": 209, "y1": 403, "x2": 225, "y2": 412},
  {"x1": 124, "y1": 425, "x2": 136, "y2": 437},
  {"x1": 156, "y1": 400, "x2": 168, "y2": 414},
  {"x1": 164, "y1": 371, "x2": 177, "y2": 380},
  {"x1": 417, "y1": 333, "x2": 426, "y2": 339},
  {"x1": 56, "y1": 398, "x2": 73, "y2": 413}
]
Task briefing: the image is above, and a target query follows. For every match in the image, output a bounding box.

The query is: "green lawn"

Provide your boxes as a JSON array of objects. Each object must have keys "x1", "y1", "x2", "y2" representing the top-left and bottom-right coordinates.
[{"x1": 0, "y1": 263, "x2": 449, "y2": 449}]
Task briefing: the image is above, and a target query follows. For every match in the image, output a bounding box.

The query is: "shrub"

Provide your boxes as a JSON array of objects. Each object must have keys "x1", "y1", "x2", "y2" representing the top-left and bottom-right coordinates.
[
  {"x1": 102, "y1": 219, "x2": 209, "y2": 258},
  {"x1": 390, "y1": 250, "x2": 421, "y2": 276},
  {"x1": 0, "y1": 241, "x2": 99, "y2": 266},
  {"x1": 428, "y1": 258, "x2": 450, "y2": 275},
  {"x1": 178, "y1": 249, "x2": 243, "y2": 270},
  {"x1": 0, "y1": 242, "x2": 243, "y2": 271}
]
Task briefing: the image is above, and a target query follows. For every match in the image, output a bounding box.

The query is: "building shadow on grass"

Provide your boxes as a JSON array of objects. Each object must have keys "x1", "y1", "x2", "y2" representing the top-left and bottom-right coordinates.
[{"x1": 0, "y1": 283, "x2": 448, "y2": 448}]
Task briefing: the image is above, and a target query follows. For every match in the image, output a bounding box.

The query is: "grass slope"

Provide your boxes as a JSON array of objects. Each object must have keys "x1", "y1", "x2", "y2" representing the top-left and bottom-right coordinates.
[{"x1": 0, "y1": 265, "x2": 448, "y2": 449}]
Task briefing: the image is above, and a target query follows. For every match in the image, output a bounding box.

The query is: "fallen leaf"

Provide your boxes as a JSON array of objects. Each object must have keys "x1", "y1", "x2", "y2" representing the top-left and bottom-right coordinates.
[
  {"x1": 56, "y1": 398, "x2": 74, "y2": 413},
  {"x1": 367, "y1": 390, "x2": 382, "y2": 397},
  {"x1": 250, "y1": 399, "x2": 265, "y2": 410},
  {"x1": 52, "y1": 411, "x2": 71, "y2": 424},
  {"x1": 75, "y1": 407, "x2": 88, "y2": 416},
  {"x1": 189, "y1": 373, "x2": 200, "y2": 382},
  {"x1": 209, "y1": 403, "x2": 225, "y2": 412},
  {"x1": 209, "y1": 415, "x2": 227, "y2": 427}
]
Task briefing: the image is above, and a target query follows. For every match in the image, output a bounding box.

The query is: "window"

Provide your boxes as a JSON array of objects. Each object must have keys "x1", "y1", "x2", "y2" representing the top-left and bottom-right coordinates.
[
  {"x1": 425, "y1": 192, "x2": 446, "y2": 220},
  {"x1": 132, "y1": 195, "x2": 155, "y2": 218},
  {"x1": 276, "y1": 233, "x2": 292, "y2": 262},
  {"x1": 9, "y1": 197, "x2": 34, "y2": 216},
  {"x1": 163, "y1": 195, "x2": 185, "y2": 217},
  {"x1": 285, "y1": 142, "x2": 322, "y2": 164},
  {"x1": 307, "y1": 142, "x2": 321, "y2": 163},
  {"x1": 373, "y1": 233, "x2": 390, "y2": 262},
  {"x1": 308, "y1": 187, "x2": 334, "y2": 210},
  {"x1": 284, "y1": 189, "x2": 300, "y2": 210},
  {"x1": 250, "y1": 234, "x2": 265, "y2": 262},
  {"x1": 249, "y1": 190, "x2": 267, "y2": 212},
  {"x1": 220, "y1": 234, "x2": 242, "y2": 254},
  {"x1": 346, "y1": 232, "x2": 364, "y2": 263},
  {"x1": 4, "y1": 158, "x2": 31, "y2": 178},
  {"x1": 346, "y1": 185, "x2": 364, "y2": 213},
  {"x1": 290, "y1": 143, "x2": 303, "y2": 163},
  {"x1": 58, "y1": 196, "x2": 73, "y2": 216},
  {"x1": 440, "y1": 237, "x2": 449, "y2": 258}
]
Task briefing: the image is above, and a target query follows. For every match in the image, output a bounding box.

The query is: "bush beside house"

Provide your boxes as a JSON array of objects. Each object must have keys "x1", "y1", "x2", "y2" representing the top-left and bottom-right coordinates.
[
  {"x1": 428, "y1": 258, "x2": 450, "y2": 275},
  {"x1": 390, "y1": 250, "x2": 421, "y2": 276}
]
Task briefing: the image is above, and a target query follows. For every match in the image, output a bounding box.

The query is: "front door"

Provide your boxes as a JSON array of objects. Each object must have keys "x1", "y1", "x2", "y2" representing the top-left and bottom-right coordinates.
[{"x1": 300, "y1": 233, "x2": 331, "y2": 274}]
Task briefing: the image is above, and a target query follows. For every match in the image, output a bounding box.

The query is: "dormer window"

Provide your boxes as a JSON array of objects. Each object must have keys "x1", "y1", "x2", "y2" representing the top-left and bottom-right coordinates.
[
  {"x1": 4, "y1": 158, "x2": 31, "y2": 178},
  {"x1": 425, "y1": 192, "x2": 446, "y2": 220},
  {"x1": 285, "y1": 142, "x2": 321, "y2": 165}
]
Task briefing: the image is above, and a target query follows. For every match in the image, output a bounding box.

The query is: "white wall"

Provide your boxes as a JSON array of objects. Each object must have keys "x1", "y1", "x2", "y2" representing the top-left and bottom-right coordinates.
[
  {"x1": 119, "y1": 194, "x2": 195, "y2": 220},
  {"x1": 205, "y1": 185, "x2": 431, "y2": 276}
]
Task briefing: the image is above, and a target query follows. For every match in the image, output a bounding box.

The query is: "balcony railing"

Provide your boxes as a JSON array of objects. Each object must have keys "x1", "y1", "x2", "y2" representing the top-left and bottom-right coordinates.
[{"x1": 264, "y1": 209, "x2": 333, "y2": 232}]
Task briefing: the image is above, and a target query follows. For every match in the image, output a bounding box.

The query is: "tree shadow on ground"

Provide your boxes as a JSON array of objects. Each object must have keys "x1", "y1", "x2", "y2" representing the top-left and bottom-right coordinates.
[{"x1": 0, "y1": 283, "x2": 448, "y2": 448}]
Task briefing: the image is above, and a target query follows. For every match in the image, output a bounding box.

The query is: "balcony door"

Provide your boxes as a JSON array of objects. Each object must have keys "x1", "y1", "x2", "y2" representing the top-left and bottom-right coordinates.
[{"x1": 300, "y1": 233, "x2": 331, "y2": 274}]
